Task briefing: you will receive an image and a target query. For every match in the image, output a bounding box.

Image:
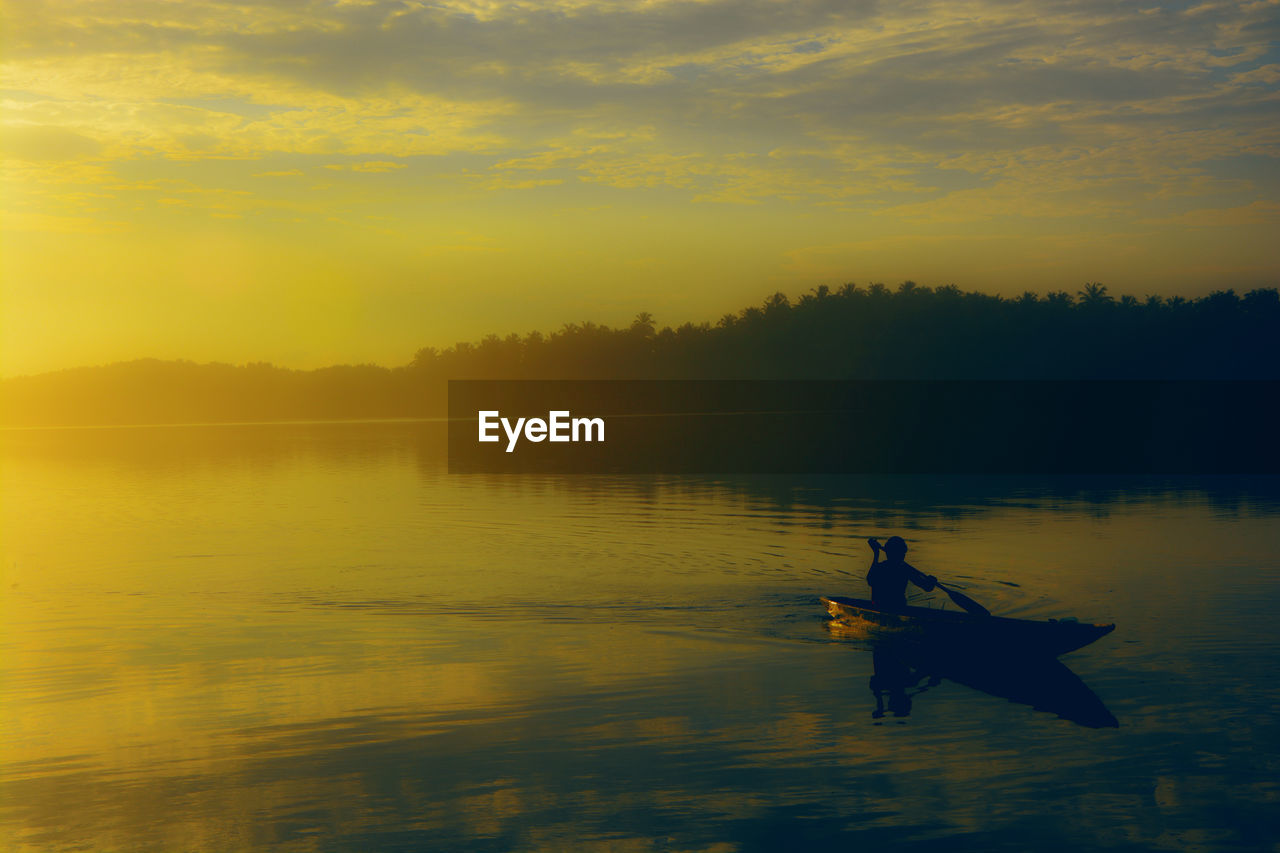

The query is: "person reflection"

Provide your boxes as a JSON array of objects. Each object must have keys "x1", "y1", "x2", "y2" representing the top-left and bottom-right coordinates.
[
  {"x1": 863, "y1": 640, "x2": 1119, "y2": 728},
  {"x1": 869, "y1": 646, "x2": 940, "y2": 721}
]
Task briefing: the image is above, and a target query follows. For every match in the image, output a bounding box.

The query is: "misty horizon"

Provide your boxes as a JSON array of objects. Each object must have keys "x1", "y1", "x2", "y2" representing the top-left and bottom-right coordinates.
[{"x1": 6, "y1": 279, "x2": 1278, "y2": 380}]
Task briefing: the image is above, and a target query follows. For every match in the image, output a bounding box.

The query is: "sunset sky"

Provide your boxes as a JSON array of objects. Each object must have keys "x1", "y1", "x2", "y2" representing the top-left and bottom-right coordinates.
[{"x1": 2, "y1": 0, "x2": 1277, "y2": 375}]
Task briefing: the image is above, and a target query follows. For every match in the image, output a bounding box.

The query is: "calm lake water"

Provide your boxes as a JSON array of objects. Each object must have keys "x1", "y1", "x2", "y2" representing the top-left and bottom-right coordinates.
[{"x1": 2, "y1": 421, "x2": 1278, "y2": 851}]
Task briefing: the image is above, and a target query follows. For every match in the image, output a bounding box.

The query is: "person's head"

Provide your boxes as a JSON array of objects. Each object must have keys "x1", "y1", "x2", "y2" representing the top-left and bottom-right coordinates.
[{"x1": 884, "y1": 536, "x2": 908, "y2": 559}]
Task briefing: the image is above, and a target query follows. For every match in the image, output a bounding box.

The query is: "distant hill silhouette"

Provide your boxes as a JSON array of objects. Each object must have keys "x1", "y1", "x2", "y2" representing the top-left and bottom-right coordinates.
[{"x1": 3, "y1": 282, "x2": 1278, "y2": 427}]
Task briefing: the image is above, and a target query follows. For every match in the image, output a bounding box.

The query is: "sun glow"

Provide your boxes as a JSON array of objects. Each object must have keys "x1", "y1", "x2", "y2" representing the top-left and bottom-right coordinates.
[{"x1": 2, "y1": 0, "x2": 1278, "y2": 375}]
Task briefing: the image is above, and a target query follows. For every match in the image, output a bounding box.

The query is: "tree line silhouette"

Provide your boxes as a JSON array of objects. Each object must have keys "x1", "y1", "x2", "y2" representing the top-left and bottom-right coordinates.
[{"x1": 3, "y1": 282, "x2": 1277, "y2": 426}]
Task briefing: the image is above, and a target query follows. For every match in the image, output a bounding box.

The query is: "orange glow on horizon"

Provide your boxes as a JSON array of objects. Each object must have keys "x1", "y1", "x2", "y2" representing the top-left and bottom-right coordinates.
[{"x1": 2, "y1": 0, "x2": 1277, "y2": 376}]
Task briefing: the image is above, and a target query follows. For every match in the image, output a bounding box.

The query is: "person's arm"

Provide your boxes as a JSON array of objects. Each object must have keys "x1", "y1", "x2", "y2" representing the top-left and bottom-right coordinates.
[
  {"x1": 866, "y1": 538, "x2": 882, "y2": 583},
  {"x1": 904, "y1": 560, "x2": 938, "y2": 592}
]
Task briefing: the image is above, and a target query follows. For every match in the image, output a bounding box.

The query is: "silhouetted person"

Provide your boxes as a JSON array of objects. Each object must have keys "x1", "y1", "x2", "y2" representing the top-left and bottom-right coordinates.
[{"x1": 866, "y1": 536, "x2": 937, "y2": 610}]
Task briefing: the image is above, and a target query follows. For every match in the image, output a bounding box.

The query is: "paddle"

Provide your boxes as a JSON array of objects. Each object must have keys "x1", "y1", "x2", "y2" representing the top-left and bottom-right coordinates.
[{"x1": 933, "y1": 581, "x2": 991, "y2": 618}]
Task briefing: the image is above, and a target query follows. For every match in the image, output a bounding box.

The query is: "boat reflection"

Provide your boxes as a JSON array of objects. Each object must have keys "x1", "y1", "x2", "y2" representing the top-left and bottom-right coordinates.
[{"x1": 829, "y1": 620, "x2": 1119, "y2": 729}]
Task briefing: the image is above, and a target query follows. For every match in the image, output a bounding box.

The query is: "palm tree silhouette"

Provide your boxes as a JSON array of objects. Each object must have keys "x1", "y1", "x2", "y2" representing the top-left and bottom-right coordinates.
[{"x1": 1078, "y1": 282, "x2": 1113, "y2": 306}]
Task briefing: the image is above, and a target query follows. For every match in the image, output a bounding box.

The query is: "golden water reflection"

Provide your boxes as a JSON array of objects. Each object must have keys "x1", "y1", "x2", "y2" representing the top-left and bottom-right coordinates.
[{"x1": 2, "y1": 422, "x2": 1279, "y2": 850}]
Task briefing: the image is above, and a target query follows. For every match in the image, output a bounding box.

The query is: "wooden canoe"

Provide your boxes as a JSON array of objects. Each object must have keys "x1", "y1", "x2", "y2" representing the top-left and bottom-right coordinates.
[{"x1": 821, "y1": 595, "x2": 1115, "y2": 658}]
